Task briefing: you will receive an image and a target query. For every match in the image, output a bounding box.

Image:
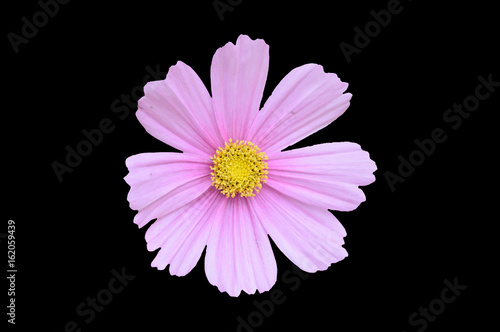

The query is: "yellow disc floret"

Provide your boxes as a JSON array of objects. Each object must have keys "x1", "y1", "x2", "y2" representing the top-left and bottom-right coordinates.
[{"x1": 210, "y1": 139, "x2": 268, "y2": 198}]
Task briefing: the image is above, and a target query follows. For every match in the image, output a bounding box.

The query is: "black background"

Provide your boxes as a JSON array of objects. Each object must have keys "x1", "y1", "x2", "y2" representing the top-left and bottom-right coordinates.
[{"x1": 4, "y1": 0, "x2": 498, "y2": 331}]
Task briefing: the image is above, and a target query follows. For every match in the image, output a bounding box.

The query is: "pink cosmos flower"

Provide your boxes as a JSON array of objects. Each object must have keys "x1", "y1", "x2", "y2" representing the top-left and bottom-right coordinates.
[{"x1": 124, "y1": 35, "x2": 376, "y2": 297}]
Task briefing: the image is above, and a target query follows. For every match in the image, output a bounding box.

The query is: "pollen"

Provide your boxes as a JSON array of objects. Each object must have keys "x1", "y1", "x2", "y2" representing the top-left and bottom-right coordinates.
[{"x1": 210, "y1": 139, "x2": 269, "y2": 198}]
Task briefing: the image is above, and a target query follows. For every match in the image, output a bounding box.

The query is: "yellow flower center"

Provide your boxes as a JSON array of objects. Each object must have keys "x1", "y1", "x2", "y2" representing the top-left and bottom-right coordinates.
[{"x1": 210, "y1": 139, "x2": 268, "y2": 198}]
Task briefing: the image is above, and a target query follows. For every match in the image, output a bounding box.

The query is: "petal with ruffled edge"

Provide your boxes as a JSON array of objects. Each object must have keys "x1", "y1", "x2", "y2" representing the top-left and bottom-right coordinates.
[
  {"x1": 210, "y1": 35, "x2": 269, "y2": 142},
  {"x1": 145, "y1": 188, "x2": 222, "y2": 276},
  {"x1": 249, "y1": 64, "x2": 351, "y2": 155},
  {"x1": 265, "y1": 142, "x2": 376, "y2": 211},
  {"x1": 253, "y1": 186, "x2": 348, "y2": 273},
  {"x1": 204, "y1": 196, "x2": 277, "y2": 296},
  {"x1": 124, "y1": 152, "x2": 212, "y2": 228},
  {"x1": 137, "y1": 61, "x2": 222, "y2": 157}
]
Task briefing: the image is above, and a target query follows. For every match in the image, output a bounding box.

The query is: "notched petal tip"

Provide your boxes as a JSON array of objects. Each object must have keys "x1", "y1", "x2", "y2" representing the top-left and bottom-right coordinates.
[
  {"x1": 124, "y1": 153, "x2": 142, "y2": 171},
  {"x1": 215, "y1": 34, "x2": 269, "y2": 56},
  {"x1": 236, "y1": 34, "x2": 268, "y2": 46},
  {"x1": 296, "y1": 63, "x2": 351, "y2": 91},
  {"x1": 356, "y1": 146, "x2": 378, "y2": 186}
]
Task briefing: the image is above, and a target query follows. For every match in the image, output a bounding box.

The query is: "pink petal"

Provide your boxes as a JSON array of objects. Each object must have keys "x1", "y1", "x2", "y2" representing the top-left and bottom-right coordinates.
[
  {"x1": 146, "y1": 188, "x2": 222, "y2": 276},
  {"x1": 248, "y1": 64, "x2": 351, "y2": 155},
  {"x1": 266, "y1": 142, "x2": 376, "y2": 211},
  {"x1": 137, "y1": 61, "x2": 222, "y2": 156},
  {"x1": 253, "y1": 187, "x2": 348, "y2": 273},
  {"x1": 210, "y1": 35, "x2": 269, "y2": 142},
  {"x1": 124, "y1": 152, "x2": 212, "y2": 228},
  {"x1": 204, "y1": 196, "x2": 277, "y2": 296}
]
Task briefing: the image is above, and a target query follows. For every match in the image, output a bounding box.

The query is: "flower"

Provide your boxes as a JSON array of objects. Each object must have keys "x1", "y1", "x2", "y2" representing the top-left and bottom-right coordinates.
[{"x1": 124, "y1": 35, "x2": 376, "y2": 297}]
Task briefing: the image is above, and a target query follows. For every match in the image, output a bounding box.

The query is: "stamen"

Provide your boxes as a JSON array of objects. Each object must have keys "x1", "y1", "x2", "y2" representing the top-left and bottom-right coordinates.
[{"x1": 210, "y1": 139, "x2": 268, "y2": 198}]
